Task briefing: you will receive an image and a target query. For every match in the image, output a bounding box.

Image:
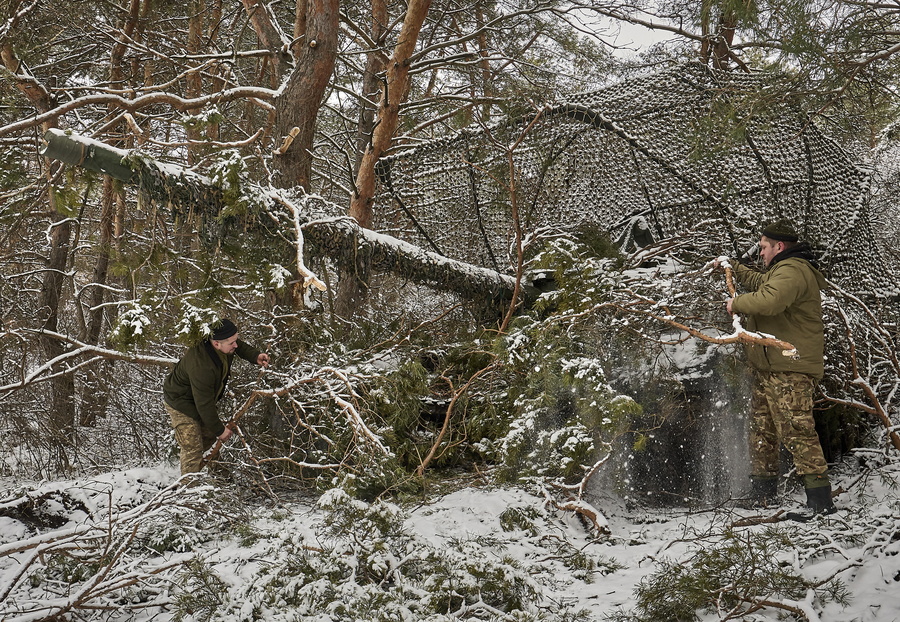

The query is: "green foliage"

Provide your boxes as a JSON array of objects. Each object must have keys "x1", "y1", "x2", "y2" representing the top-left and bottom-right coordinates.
[
  {"x1": 607, "y1": 527, "x2": 849, "y2": 621},
  {"x1": 227, "y1": 488, "x2": 590, "y2": 621},
  {"x1": 527, "y1": 233, "x2": 622, "y2": 317},
  {"x1": 173, "y1": 558, "x2": 228, "y2": 622},
  {"x1": 499, "y1": 504, "x2": 542, "y2": 535},
  {"x1": 423, "y1": 535, "x2": 538, "y2": 614},
  {"x1": 632, "y1": 432, "x2": 649, "y2": 452},
  {"x1": 542, "y1": 537, "x2": 624, "y2": 584},
  {"x1": 50, "y1": 169, "x2": 96, "y2": 218},
  {"x1": 487, "y1": 233, "x2": 643, "y2": 485},
  {"x1": 171, "y1": 303, "x2": 221, "y2": 346},
  {"x1": 107, "y1": 302, "x2": 153, "y2": 349},
  {"x1": 358, "y1": 345, "x2": 507, "y2": 480},
  {"x1": 207, "y1": 150, "x2": 268, "y2": 220},
  {"x1": 318, "y1": 487, "x2": 407, "y2": 542},
  {"x1": 326, "y1": 460, "x2": 421, "y2": 502},
  {"x1": 107, "y1": 242, "x2": 173, "y2": 284},
  {"x1": 367, "y1": 359, "x2": 431, "y2": 445},
  {"x1": 0, "y1": 149, "x2": 28, "y2": 196},
  {"x1": 142, "y1": 509, "x2": 215, "y2": 554},
  {"x1": 43, "y1": 554, "x2": 104, "y2": 584},
  {"x1": 499, "y1": 503, "x2": 624, "y2": 583},
  {"x1": 496, "y1": 318, "x2": 641, "y2": 483},
  {"x1": 178, "y1": 107, "x2": 225, "y2": 135},
  {"x1": 232, "y1": 522, "x2": 263, "y2": 547}
]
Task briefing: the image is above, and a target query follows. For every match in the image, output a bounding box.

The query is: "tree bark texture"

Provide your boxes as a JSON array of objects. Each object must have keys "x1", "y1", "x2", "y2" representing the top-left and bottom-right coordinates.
[
  {"x1": 186, "y1": 0, "x2": 205, "y2": 165},
  {"x1": 341, "y1": 0, "x2": 432, "y2": 317},
  {"x1": 42, "y1": 131, "x2": 519, "y2": 305},
  {"x1": 273, "y1": 0, "x2": 339, "y2": 190},
  {"x1": 338, "y1": 0, "x2": 389, "y2": 318},
  {"x1": 350, "y1": 0, "x2": 433, "y2": 229},
  {"x1": 78, "y1": 0, "x2": 146, "y2": 427},
  {"x1": 241, "y1": 0, "x2": 292, "y2": 75},
  {"x1": 303, "y1": 217, "x2": 515, "y2": 303},
  {"x1": 78, "y1": 178, "x2": 119, "y2": 427},
  {"x1": 3, "y1": 40, "x2": 76, "y2": 435},
  {"x1": 354, "y1": 0, "x2": 388, "y2": 175}
]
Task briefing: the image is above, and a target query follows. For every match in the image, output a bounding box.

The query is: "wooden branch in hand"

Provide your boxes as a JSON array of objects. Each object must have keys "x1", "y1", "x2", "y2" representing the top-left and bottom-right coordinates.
[
  {"x1": 200, "y1": 378, "x2": 310, "y2": 468},
  {"x1": 724, "y1": 264, "x2": 737, "y2": 297},
  {"x1": 714, "y1": 263, "x2": 797, "y2": 355},
  {"x1": 600, "y1": 303, "x2": 798, "y2": 353}
]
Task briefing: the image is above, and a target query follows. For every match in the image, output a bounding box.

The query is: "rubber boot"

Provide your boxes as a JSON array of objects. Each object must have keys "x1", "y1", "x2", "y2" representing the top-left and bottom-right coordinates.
[
  {"x1": 738, "y1": 476, "x2": 778, "y2": 509},
  {"x1": 786, "y1": 484, "x2": 837, "y2": 522},
  {"x1": 806, "y1": 485, "x2": 837, "y2": 515}
]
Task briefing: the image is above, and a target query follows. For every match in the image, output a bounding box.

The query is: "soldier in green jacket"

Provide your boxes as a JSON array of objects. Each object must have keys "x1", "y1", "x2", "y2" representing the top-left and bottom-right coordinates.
[
  {"x1": 722, "y1": 220, "x2": 836, "y2": 520},
  {"x1": 163, "y1": 318, "x2": 270, "y2": 476}
]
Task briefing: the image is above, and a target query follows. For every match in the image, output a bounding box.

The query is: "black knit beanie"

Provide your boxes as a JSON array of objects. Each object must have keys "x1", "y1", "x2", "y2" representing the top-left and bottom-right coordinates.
[
  {"x1": 211, "y1": 318, "x2": 238, "y2": 341},
  {"x1": 761, "y1": 219, "x2": 799, "y2": 242}
]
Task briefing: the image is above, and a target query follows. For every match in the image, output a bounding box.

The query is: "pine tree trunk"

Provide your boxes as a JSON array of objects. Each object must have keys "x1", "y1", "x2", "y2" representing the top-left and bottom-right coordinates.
[
  {"x1": 78, "y1": 0, "x2": 145, "y2": 427},
  {"x1": 3, "y1": 42, "x2": 77, "y2": 446},
  {"x1": 354, "y1": 0, "x2": 387, "y2": 175},
  {"x1": 273, "y1": 0, "x2": 339, "y2": 190},
  {"x1": 349, "y1": 0, "x2": 433, "y2": 227},
  {"x1": 40, "y1": 196, "x2": 76, "y2": 437},
  {"x1": 337, "y1": 0, "x2": 389, "y2": 320},
  {"x1": 185, "y1": 0, "x2": 205, "y2": 165},
  {"x1": 78, "y1": 178, "x2": 119, "y2": 427},
  {"x1": 340, "y1": 0, "x2": 432, "y2": 319}
]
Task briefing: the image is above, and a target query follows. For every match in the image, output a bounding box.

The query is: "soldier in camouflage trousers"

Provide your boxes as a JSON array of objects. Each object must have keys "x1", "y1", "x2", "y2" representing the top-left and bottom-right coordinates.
[
  {"x1": 718, "y1": 220, "x2": 836, "y2": 520},
  {"x1": 163, "y1": 319, "x2": 269, "y2": 477},
  {"x1": 750, "y1": 371, "x2": 828, "y2": 480}
]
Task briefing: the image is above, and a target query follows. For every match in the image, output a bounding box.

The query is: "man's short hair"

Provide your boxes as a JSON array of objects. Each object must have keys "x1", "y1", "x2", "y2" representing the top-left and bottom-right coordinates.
[{"x1": 761, "y1": 220, "x2": 799, "y2": 243}]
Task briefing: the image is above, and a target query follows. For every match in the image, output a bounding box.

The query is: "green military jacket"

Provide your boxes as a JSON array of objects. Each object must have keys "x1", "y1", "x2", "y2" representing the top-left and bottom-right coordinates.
[
  {"x1": 731, "y1": 254, "x2": 828, "y2": 379},
  {"x1": 163, "y1": 339, "x2": 261, "y2": 436}
]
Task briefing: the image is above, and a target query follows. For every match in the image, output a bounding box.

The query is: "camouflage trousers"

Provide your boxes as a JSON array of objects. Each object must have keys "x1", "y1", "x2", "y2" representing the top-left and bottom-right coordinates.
[
  {"x1": 165, "y1": 402, "x2": 217, "y2": 476},
  {"x1": 749, "y1": 371, "x2": 828, "y2": 479}
]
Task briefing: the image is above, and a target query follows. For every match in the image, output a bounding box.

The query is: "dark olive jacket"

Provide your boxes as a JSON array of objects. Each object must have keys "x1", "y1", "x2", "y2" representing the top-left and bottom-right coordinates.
[
  {"x1": 163, "y1": 340, "x2": 261, "y2": 436},
  {"x1": 731, "y1": 250, "x2": 827, "y2": 379}
]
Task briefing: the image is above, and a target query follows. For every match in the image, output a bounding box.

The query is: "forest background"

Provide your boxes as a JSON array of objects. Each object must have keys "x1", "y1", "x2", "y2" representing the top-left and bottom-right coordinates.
[{"x1": 1, "y1": 0, "x2": 900, "y2": 620}]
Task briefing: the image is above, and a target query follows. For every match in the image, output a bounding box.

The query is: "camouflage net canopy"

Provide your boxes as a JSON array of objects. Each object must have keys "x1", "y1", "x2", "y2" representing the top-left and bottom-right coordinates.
[{"x1": 373, "y1": 63, "x2": 898, "y2": 297}]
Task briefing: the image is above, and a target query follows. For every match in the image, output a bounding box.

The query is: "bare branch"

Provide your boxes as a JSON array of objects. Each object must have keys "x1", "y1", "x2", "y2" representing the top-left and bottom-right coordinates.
[{"x1": 0, "y1": 86, "x2": 277, "y2": 137}]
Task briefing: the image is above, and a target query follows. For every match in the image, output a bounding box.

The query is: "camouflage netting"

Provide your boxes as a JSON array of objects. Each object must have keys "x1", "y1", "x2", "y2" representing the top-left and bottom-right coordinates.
[{"x1": 373, "y1": 63, "x2": 898, "y2": 297}]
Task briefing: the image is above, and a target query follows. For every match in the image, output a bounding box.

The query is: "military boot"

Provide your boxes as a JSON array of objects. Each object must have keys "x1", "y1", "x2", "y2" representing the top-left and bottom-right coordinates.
[
  {"x1": 738, "y1": 476, "x2": 778, "y2": 509},
  {"x1": 785, "y1": 479, "x2": 837, "y2": 522}
]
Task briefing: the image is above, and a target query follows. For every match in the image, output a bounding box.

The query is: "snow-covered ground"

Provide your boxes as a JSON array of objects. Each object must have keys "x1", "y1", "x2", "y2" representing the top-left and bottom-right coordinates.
[{"x1": 1, "y1": 460, "x2": 898, "y2": 621}]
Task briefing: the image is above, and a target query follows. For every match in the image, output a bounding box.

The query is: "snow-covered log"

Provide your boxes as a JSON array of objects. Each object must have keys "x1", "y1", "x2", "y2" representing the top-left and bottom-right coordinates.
[
  {"x1": 41, "y1": 130, "x2": 519, "y2": 303},
  {"x1": 301, "y1": 217, "x2": 517, "y2": 302},
  {"x1": 42, "y1": 128, "x2": 223, "y2": 217}
]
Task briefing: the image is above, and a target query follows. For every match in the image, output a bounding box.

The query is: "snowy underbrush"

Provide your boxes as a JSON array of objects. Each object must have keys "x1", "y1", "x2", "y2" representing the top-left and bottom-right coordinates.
[
  {"x1": 0, "y1": 467, "x2": 615, "y2": 622},
  {"x1": 1, "y1": 457, "x2": 899, "y2": 622}
]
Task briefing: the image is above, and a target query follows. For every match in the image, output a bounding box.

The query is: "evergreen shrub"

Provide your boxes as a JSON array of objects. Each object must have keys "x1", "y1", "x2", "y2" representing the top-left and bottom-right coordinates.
[{"x1": 607, "y1": 527, "x2": 849, "y2": 621}]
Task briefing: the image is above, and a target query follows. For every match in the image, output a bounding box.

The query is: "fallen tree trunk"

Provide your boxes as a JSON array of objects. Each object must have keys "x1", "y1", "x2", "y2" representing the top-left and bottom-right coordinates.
[
  {"x1": 41, "y1": 129, "x2": 517, "y2": 302},
  {"x1": 301, "y1": 217, "x2": 516, "y2": 302}
]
